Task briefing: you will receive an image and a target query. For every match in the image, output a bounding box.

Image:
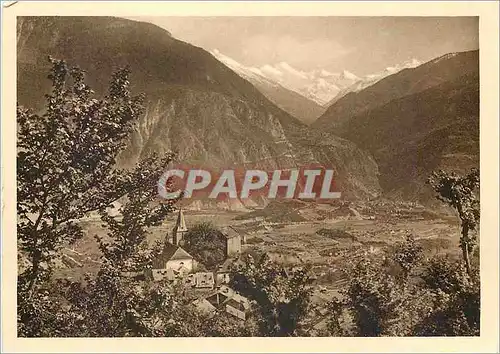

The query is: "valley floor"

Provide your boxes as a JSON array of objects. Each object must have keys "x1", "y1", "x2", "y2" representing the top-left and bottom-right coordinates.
[{"x1": 55, "y1": 200, "x2": 462, "y2": 285}]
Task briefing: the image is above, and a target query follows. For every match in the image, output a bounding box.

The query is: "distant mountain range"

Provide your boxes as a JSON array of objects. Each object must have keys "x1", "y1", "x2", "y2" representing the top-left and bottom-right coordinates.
[
  {"x1": 211, "y1": 49, "x2": 362, "y2": 106},
  {"x1": 210, "y1": 50, "x2": 421, "y2": 105},
  {"x1": 325, "y1": 58, "x2": 422, "y2": 107},
  {"x1": 211, "y1": 49, "x2": 421, "y2": 123},
  {"x1": 209, "y1": 50, "x2": 326, "y2": 125}
]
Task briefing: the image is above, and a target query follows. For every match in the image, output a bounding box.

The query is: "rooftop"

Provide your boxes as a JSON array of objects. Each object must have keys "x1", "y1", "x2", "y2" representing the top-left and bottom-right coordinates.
[
  {"x1": 225, "y1": 298, "x2": 247, "y2": 312},
  {"x1": 220, "y1": 226, "x2": 241, "y2": 239},
  {"x1": 152, "y1": 243, "x2": 193, "y2": 268}
]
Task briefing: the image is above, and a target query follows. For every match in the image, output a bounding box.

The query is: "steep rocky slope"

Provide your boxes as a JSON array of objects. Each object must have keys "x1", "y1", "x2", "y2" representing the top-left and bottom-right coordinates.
[
  {"x1": 209, "y1": 49, "x2": 325, "y2": 124},
  {"x1": 239, "y1": 77, "x2": 326, "y2": 125},
  {"x1": 17, "y1": 16, "x2": 381, "y2": 206}
]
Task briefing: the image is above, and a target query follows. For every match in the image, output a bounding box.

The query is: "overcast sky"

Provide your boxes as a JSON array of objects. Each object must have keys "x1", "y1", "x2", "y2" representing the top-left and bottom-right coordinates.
[{"x1": 127, "y1": 16, "x2": 478, "y2": 76}]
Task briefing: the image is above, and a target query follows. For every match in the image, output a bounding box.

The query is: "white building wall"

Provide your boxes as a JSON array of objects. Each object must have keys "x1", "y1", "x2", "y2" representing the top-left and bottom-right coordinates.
[
  {"x1": 166, "y1": 259, "x2": 193, "y2": 273},
  {"x1": 226, "y1": 304, "x2": 245, "y2": 320}
]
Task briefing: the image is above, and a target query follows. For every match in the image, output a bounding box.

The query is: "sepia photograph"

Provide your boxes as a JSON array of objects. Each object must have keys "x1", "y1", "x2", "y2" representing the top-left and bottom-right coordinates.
[{"x1": 2, "y1": 1, "x2": 499, "y2": 353}]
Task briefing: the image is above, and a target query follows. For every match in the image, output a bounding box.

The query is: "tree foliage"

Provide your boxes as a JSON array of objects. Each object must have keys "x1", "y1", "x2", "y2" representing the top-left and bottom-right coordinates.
[
  {"x1": 183, "y1": 222, "x2": 226, "y2": 269},
  {"x1": 414, "y1": 256, "x2": 480, "y2": 336},
  {"x1": 17, "y1": 57, "x2": 176, "y2": 336},
  {"x1": 230, "y1": 253, "x2": 313, "y2": 336},
  {"x1": 325, "y1": 169, "x2": 481, "y2": 337},
  {"x1": 428, "y1": 168, "x2": 480, "y2": 275},
  {"x1": 18, "y1": 57, "x2": 141, "y2": 293},
  {"x1": 330, "y1": 236, "x2": 429, "y2": 337}
]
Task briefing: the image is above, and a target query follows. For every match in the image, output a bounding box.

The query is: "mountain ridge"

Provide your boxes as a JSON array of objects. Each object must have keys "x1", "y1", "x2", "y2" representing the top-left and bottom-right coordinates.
[
  {"x1": 313, "y1": 49, "x2": 478, "y2": 132},
  {"x1": 210, "y1": 49, "x2": 422, "y2": 123},
  {"x1": 210, "y1": 49, "x2": 360, "y2": 106},
  {"x1": 312, "y1": 49, "x2": 479, "y2": 202}
]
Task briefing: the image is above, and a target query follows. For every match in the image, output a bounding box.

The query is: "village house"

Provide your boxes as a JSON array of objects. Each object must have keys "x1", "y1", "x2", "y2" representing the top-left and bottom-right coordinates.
[
  {"x1": 148, "y1": 209, "x2": 250, "y2": 302},
  {"x1": 220, "y1": 226, "x2": 243, "y2": 257},
  {"x1": 205, "y1": 289, "x2": 231, "y2": 308},
  {"x1": 225, "y1": 297, "x2": 250, "y2": 321},
  {"x1": 186, "y1": 272, "x2": 215, "y2": 289},
  {"x1": 150, "y1": 243, "x2": 195, "y2": 281},
  {"x1": 193, "y1": 285, "x2": 251, "y2": 321},
  {"x1": 215, "y1": 258, "x2": 233, "y2": 286},
  {"x1": 215, "y1": 257, "x2": 246, "y2": 286},
  {"x1": 219, "y1": 285, "x2": 251, "y2": 320}
]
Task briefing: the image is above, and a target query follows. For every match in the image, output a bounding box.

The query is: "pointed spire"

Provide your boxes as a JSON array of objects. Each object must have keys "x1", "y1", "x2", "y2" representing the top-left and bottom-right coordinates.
[{"x1": 175, "y1": 208, "x2": 187, "y2": 232}]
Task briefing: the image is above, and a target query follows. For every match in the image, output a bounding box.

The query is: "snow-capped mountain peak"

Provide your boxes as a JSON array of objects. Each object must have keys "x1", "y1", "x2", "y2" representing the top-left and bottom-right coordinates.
[
  {"x1": 210, "y1": 49, "x2": 280, "y2": 88},
  {"x1": 210, "y1": 49, "x2": 422, "y2": 107},
  {"x1": 326, "y1": 58, "x2": 422, "y2": 106},
  {"x1": 210, "y1": 50, "x2": 356, "y2": 105},
  {"x1": 260, "y1": 64, "x2": 284, "y2": 78},
  {"x1": 341, "y1": 70, "x2": 359, "y2": 81},
  {"x1": 276, "y1": 61, "x2": 308, "y2": 79}
]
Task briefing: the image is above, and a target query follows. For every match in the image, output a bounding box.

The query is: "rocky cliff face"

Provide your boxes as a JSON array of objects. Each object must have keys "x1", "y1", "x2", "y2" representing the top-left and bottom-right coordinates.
[
  {"x1": 117, "y1": 87, "x2": 381, "y2": 204},
  {"x1": 17, "y1": 16, "x2": 381, "y2": 208}
]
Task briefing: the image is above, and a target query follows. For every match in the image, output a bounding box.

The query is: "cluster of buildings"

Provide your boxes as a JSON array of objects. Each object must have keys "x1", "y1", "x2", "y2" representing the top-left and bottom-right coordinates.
[{"x1": 146, "y1": 209, "x2": 251, "y2": 321}]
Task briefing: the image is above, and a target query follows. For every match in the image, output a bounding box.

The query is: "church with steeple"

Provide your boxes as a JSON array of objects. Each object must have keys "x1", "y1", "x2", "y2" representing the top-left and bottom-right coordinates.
[{"x1": 148, "y1": 208, "x2": 196, "y2": 281}]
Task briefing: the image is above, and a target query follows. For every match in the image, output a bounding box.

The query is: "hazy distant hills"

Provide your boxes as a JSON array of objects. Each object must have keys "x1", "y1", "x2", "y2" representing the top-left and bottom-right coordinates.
[
  {"x1": 313, "y1": 50, "x2": 479, "y2": 201},
  {"x1": 17, "y1": 16, "x2": 382, "y2": 206}
]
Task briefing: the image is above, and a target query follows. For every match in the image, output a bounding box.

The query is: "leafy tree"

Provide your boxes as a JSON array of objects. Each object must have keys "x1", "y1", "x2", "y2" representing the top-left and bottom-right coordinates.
[
  {"x1": 409, "y1": 168, "x2": 481, "y2": 336},
  {"x1": 96, "y1": 153, "x2": 176, "y2": 274},
  {"x1": 18, "y1": 57, "x2": 140, "y2": 295},
  {"x1": 200, "y1": 313, "x2": 260, "y2": 337},
  {"x1": 428, "y1": 169, "x2": 480, "y2": 275},
  {"x1": 326, "y1": 236, "x2": 430, "y2": 337},
  {"x1": 60, "y1": 153, "x2": 180, "y2": 337},
  {"x1": 183, "y1": 222, "x2": 226, "y2": 269},
  {"x1": 391, "y1": 234, "x2": 423, "y2": 280},
  {"x1": 325, "y1": 297, "x2": 350, "y2": 336},
  {"x1": 343, "y1": 259, "x2": 408, "y2": 336},
  {"x1": 17, "y1": 57, "x2": 176, "y2": 336},
  {"x1": 413, "y1": 256, "x2": 480, "y2": 336},
  {"x1": 230, "y1": 253, "x2": 313, "y2": 336},
  {"x1": 326, "y1": 168, "x2": 482, "y2": 337}
]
